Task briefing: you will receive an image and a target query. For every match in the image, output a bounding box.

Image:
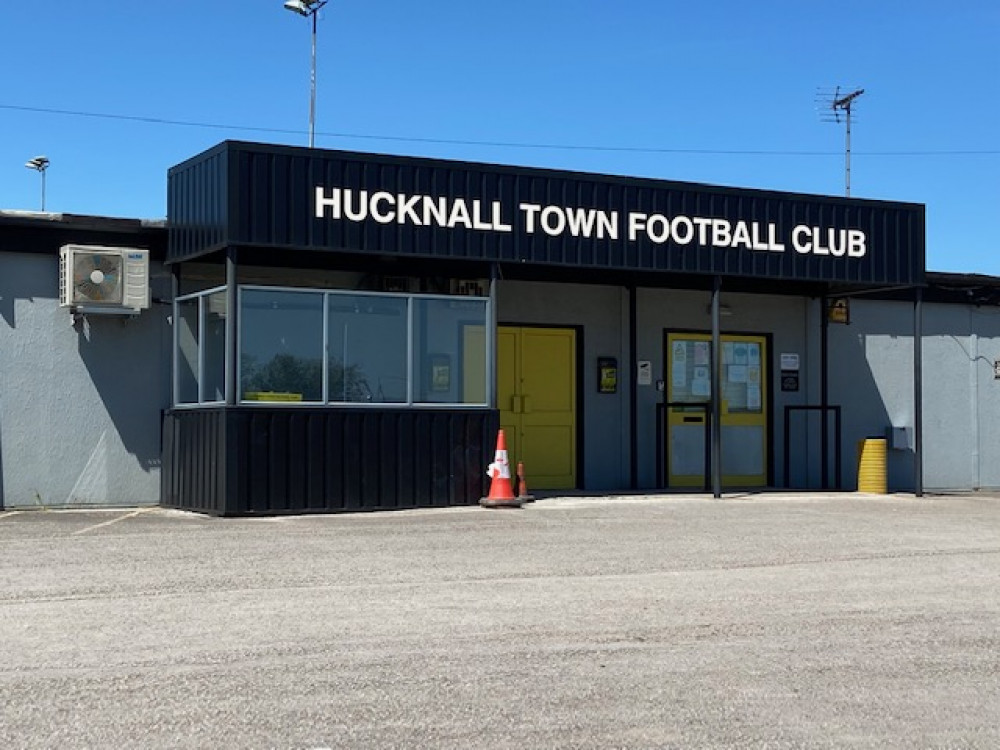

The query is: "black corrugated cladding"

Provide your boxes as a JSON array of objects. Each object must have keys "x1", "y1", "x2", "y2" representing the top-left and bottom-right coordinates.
[
  {"x1": 161, "y1": 408, "x2": 497, "y2": 516},
  {"x1": 167, "y1": 140, "x2": 925, "y2": 288},
  {"x1": 166, "y1": 143, "x2": 230, "y2": 262}
]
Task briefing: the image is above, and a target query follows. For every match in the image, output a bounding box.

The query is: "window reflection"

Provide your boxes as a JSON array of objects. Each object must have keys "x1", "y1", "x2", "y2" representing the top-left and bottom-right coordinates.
[
  {"x1": 203, "y1": 292, "x2": 227, "y2": 403},
  {"x1": 240, "y1": 290, "x2": 323, "y2": 402},
  {"x1": 412, "y1": 298, "x2": 488, "y2": 405},
  {"x1": 178, "y1": 286, "x2": 490, "y2": 407},
  {"x1": 177, "y1": 297, "x2": 199, "y2": 404},
  {"x1": 328, "y1": 295, "x2": 407, "y2": 403}
]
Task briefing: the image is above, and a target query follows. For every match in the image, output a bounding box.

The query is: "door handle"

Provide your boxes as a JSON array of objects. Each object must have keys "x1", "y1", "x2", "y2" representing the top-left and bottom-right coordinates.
[
  {"x1": 510, "y1": 395, "x2": 521, "y2": 413},
  {"x1": 682, "y1": 416, "x2": 704, "y2": 424},
  {"x1": 522, "y1": 395, "x2": 531, "y2": 413}
]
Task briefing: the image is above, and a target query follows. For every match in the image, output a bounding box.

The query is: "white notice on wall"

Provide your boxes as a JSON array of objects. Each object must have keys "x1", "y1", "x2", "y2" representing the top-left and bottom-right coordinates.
[
  {"x1": 780, "y1": 353, "x2": 800, "y2": 371},
  {"x1": 637, "y1": 360, "x2": 652, "y2": 386},
  {"x1": 747, "y1": 386, "x2": 762, "y2": 410}
]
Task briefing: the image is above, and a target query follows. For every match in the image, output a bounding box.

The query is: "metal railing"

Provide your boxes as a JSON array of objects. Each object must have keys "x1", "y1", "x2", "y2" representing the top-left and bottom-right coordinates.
[{"x1": 656, "y1": 402, "x2": 713, "y2": 491}]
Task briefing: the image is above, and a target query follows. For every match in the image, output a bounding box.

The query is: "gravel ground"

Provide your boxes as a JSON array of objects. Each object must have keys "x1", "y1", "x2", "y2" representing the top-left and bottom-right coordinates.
[{"x1": 1, "y1": 492, "x2": 998, "y2": 749}]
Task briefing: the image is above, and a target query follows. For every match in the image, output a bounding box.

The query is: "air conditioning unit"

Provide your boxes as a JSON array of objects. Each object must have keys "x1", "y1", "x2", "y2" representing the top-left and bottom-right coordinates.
[{"x1": 59, "y1": 245, "x2": 150, "y2": 313}]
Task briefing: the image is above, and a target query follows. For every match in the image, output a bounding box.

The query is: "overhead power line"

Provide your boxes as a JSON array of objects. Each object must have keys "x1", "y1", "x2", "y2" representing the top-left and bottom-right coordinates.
[{"x1": 1, "y1": 103, "x2": 997, "y2": 157}]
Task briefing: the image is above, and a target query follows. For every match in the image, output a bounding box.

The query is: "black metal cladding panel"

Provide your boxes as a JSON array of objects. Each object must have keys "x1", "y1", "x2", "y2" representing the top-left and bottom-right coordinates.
[
  {"x1": 214, "y1": 141, "x2": 924, "y2": 285},
  {"x1": 166, "y1": 144, "x2": 229, "y2": 262},
  {"x1": 161, "y1": 409, "x2": 228, "y2": 515},
  {"x1": 227, "y1": 407, "x2": 498, "y2": 515}
]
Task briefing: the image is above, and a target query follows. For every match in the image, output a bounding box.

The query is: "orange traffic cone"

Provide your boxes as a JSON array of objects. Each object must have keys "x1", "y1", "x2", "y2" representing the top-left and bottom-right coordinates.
[
  {"x1": 480, "y1": 429, "x2": 523, "y2": 508},
  {"x1": 516, "y1": 461, "x2": 535, "y2": 503}
]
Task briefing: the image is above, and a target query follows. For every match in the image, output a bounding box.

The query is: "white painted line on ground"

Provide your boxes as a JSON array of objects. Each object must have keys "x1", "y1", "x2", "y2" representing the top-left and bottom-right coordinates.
[
  {"x1": 0, "y1": 510, "x2": 23, "y2": 522},
  {"x1": 72, "y1": 507, "x2": 156, "y2": 536}
]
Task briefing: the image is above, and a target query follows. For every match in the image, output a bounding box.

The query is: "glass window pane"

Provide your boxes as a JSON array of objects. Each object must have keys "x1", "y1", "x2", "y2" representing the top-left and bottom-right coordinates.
[
  {"x1": 203, "y1": 292, "x2": 227, "y2": 403},
  {"x1": 723, "y1": 341, "x2": 762, "y2": 414},
  {"x1": 176, "y1": 298, "x2": 199, "y2": 404},
  {"x1": 669, "y1": 338, "x2": 711, "y2": 404},
  {"x1": 327, "y1": 294, "x2": 407, "y2": 403},
  {"x1": 412, "y1": 298, "x2": 489, "y2": 404},
  {"x1": 240, "y1": 289, "x2": 323, "y2": 402}
]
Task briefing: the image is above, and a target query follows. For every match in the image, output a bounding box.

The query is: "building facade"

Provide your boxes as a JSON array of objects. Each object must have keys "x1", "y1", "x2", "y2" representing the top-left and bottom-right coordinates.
[{"x1": 1, "y1": 142, "x2": 997, "y2": 513}]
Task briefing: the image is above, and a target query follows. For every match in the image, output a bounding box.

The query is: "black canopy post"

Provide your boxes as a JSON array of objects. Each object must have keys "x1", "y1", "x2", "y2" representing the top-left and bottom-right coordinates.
[
  {"x1": 821, "y1": 295, "x2": 830, "y2": 488},
  {"x1": 629, "y1": 283, "x2": 639, "y2": 490},
  {"x1": 225, "y1": 247, "x2": 238, "y2": 406},
  {"x1": 914, "y1": 286, "x2": 924, "y2": 497},
  {"x1": 711, "y1": 276, "x2": 722, "y2": 499},
  {"x1": 488, "y1": 263, "x2": 499, "y2": 409},
  {"x1": 171, "y1": 264, "x2": 181, "y2": 407}
]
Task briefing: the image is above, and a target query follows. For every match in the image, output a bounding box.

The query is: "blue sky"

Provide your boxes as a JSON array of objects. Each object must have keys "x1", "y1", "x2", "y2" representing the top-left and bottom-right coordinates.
[{"x1": 2, "y1": 1, "x2": 997, "y2": 274}]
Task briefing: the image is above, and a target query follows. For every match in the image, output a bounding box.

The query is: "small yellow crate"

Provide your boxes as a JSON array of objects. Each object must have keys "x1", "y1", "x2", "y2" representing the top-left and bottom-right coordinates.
[{"x1": 243, "y1": 391, "x2": 303, "y2": 402}]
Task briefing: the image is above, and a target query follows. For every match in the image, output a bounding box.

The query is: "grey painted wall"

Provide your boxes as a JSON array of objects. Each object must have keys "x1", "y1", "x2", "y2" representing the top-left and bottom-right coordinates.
[
  {"x1": 499, "y1": 282, "x2": 820, "y2": 491},
  {"x1": 4, "y1": 256, "x2": 996, "y2": 508},
  {"x1": 634, "y1": 288, "x2": 814, "y2": 489},
  {"x1": 499, "y1": 283, "x2": 1000, "y2": 493},
  {"x1": 0, "y1": 252, "x2": 171, "y2": 508},
  {"x1": 497, "y1": 280, "x2": 629, "y2": 490},
  {"x1": 831, "y1": 299, "x2": 1000, "y2": 491}
]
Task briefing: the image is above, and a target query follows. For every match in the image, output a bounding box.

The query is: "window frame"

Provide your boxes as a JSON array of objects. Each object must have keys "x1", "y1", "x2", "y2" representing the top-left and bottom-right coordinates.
[
  {"x1": 173, "y1": 285, "x2": 227, "y2": 408},
  {"x1": 174, "y1": 283, "x2": 492, "y2": 409}
]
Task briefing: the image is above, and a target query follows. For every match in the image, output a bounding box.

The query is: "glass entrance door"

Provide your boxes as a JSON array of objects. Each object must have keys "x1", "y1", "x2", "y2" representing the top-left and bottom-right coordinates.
[{"x1": 666, "y1": 333, "x2": 768, "y2": 488}]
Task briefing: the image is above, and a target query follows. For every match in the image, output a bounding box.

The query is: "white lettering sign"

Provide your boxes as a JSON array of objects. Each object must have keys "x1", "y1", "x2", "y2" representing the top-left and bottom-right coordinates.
[{"x1": 313, "y1": 187, "x2": 867, "y2": 257}]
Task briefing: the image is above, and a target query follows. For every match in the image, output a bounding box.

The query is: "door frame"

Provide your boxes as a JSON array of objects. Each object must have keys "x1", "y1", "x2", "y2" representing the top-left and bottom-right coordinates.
[
  {"x1": 661, "y1": 328, "x2": 775, "y2": 489},
  {"x1": 498, "y1": 322, "x2": 585, "y2": 490}
]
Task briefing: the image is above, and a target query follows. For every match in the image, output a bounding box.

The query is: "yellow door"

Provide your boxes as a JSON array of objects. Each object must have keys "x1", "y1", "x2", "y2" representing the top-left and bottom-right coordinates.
[
  {"x1": 666, "y1": 333, "x2": 768, "y2": 488},
  {"x1": 498, "y1": 326, "x2": 577, "y2": 489}
]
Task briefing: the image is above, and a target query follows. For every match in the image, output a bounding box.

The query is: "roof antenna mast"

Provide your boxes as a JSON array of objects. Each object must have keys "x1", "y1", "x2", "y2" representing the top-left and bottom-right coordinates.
[{"x1": 817, "y1": 86, "x2": 865, "y2": 197}]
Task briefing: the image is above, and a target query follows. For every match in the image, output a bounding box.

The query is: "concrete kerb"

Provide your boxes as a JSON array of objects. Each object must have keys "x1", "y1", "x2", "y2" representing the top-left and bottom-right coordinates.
[{"x1": 2, "y1": 491, "x2": 992, "y2": 525}]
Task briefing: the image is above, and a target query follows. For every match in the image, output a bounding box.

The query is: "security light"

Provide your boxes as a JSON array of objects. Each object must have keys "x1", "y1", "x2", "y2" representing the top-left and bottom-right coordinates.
[
  {"x1": 25, "y1": 155, "x2": 50, "y2": 211},
  {"x1": 25, "y1": 155, "x2": 49, "y2": 172},
  {"x1": 283, "y1": 0, "x2": 310, "y2": 15}
]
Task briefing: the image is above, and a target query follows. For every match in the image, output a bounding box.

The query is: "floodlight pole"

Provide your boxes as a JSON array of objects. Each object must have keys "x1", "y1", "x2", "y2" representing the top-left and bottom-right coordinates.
[
  {"x1": 308, "y1": 7, "x2": 318, "y2": 148},
  {"x1": 284, "y1": 0, "x2": 329, "y2": 149},
  {"x1": 25, "y1": 156, "x2": 50, "y2": 211}
]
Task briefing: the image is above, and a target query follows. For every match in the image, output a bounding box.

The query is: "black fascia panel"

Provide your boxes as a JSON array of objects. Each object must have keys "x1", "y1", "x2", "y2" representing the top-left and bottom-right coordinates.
[
  {"x1": 167, "y1": 140, "x2": 925, "y2": 286},
  {"x1": 166, "y1": 142, "x2": 230, "y2": 263}
]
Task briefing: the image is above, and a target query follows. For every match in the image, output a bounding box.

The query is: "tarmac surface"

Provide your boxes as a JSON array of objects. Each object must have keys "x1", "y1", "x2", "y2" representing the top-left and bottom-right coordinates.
[{"x1": 1, "y1": 492, "x2": 998, "y2": 749}]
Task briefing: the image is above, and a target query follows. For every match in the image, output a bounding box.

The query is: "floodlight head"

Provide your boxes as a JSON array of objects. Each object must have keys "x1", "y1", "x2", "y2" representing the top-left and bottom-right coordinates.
[
  {"x1": 283, "y1": 0, "x2": 311, "y2": 15},
  {"x1": 25, "y1": 156, "x2": 50, "y2": 172}
]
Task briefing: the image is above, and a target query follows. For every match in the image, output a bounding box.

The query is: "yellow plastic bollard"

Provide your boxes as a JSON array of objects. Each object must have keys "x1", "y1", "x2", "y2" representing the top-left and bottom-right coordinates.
[{"x1": 857, "y1": 437, "x2": 888, "y2": 494}]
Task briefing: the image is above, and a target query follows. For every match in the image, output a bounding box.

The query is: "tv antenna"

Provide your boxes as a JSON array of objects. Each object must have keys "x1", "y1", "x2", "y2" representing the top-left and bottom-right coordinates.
[{"x1": 817, "y1": 86, "x2": 865, "y2": 196}]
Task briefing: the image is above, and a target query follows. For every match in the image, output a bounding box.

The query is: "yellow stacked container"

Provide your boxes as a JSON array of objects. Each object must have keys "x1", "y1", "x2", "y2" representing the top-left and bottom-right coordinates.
[{"x1": 857, "y1": 437, "x2": 888, "y2": 493}]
